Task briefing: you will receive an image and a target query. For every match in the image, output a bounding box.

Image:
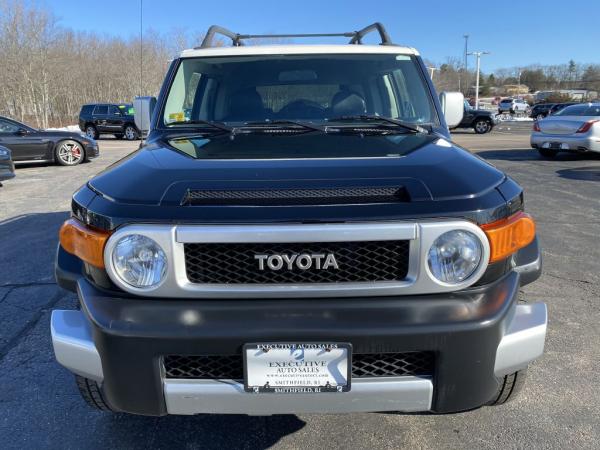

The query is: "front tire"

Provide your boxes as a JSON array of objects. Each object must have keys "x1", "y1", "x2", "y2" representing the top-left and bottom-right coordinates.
[
  {"x1": 75, "y1": 375, "x2": 114, "y2": 411},
  {"x1": 538, "y1": 148, "x2": 559, "y2": 158},
  {"x1": 124, "y1": 125, "x2": 139, "y2": 141},
  {"x1": 488, "y1": 369, "x2": 528, "y2": 405},
  {"x1": 474, "y1": 119, "x2": 491, "y2": 134},
  {"x1": 85, "y1": 125, "x2": 98, "y2": 140},
  {"x1": 55, "y1": 140, "x2": 84, "y2": 166}
]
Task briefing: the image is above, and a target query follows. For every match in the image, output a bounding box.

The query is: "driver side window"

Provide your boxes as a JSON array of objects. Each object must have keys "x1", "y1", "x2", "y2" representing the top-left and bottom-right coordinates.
[{"x1": 0, "y1": 119, "x2": 19, "y2": 134}]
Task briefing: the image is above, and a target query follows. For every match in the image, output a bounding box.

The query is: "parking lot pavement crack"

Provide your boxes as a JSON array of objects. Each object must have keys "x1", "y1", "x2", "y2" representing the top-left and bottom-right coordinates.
[
  {"x1": 0, "y1": 287, "x2": 67, "y2": 362},
  {"x1": 0, "y1": 282, "x2": 56, "y2": 304},
  {"x1": 545, "y1": 273, "x2": 594, "y2": 285}
]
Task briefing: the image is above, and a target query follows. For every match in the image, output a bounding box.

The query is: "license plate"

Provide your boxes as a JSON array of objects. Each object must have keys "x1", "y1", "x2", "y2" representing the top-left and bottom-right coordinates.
[{"x1": 243, "y1": 343, "x2": 351, "y2": 393}]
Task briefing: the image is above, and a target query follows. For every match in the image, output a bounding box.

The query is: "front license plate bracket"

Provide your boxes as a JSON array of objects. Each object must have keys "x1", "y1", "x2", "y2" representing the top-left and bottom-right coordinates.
[{"x1": 243, "y1": 343, "x2": 352, "y2": 393}]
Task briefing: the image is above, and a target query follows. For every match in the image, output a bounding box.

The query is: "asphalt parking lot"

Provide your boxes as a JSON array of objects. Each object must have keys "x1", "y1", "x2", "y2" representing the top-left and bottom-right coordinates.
[{"x1": 0, "y1": 123, "x2": 599, "y2": 449}]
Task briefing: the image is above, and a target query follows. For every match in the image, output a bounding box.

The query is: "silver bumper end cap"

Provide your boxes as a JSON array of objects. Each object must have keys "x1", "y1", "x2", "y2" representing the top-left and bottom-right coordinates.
[
  {"x1": 51, "y1": 310, "x2": 103, "y2": 382},
  {"x1": 164, "y1": 377, "x2": 433, "y2": 415},
  {"x1": 494, "y1": 302, "x2": 548, "y2": 377}
]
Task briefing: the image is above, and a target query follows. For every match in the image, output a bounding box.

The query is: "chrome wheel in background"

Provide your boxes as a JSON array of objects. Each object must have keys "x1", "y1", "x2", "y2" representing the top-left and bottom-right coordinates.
[
  {"x1": 85, "y1": 126, "x2": 98, "y2": 140},
  {"x1": 55, "y1": 140, "x2": 84, "y2": 166},
  {"x1": 124, "y1": 125, "x2": 138, "y2": 140}
]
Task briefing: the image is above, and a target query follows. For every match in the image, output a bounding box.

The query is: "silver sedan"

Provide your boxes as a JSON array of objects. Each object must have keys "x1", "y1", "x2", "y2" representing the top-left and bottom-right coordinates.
[{"x1": 530, "y1": 103, "x2": 600, "y2": 157}]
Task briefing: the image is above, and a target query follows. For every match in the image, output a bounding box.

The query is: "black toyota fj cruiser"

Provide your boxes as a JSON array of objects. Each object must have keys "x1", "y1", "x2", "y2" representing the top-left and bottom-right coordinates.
[{"x1": 52, "y1": 24, "x2": 547, "y2": 416}]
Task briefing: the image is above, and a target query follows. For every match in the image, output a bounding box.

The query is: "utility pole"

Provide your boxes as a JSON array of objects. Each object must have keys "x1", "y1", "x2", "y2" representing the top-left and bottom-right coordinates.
[
  {"x1": 467, "y1": 51, "x2": 490, "y2": 109},
  {"x1": 428, "y1": 67, "x2": 439, "y2": 79},
  {"x1": 463, "y1": 34, "x2": 469, "y2": 95},
  {"x1": 517, "y1": 69, "x2": 522, "y2": 98}
]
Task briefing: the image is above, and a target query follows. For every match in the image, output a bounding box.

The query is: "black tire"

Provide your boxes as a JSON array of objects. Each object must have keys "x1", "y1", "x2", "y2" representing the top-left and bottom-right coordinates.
[
  {"x1": 85, "y1": 125, "x2": 98, "y2": 140},
  {"x1": 509, "y1": 108, "x2": 515, "y2": 114},
  {"x1": 55, "y1": 139, "x2": 85, "y2": 166},
  {"x1": 75, "y1": 375, "x2": 114, "y2": 411},
  {"x1": 488, "y1": 369, "x2": 528, "y2": 405},
  {"x1": 474, "y1": 119, "x2": 491, "y2": 134},
  {"x1": 124, "y1": 125, "x2": 139, "y2": 141},
  {"x1": 538, "y1": 148, "x2": 559, "y2": 158}
]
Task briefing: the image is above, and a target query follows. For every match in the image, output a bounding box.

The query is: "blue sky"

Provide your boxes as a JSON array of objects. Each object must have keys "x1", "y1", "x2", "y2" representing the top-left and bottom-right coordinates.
[{"x1": 43, "y1": 0, "x2": 599, "y2": 72}]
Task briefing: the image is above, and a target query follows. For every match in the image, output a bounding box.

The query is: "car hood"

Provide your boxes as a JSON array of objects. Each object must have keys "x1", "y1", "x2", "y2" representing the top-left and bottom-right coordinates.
[
  {"x1": 37, "y1": 129, "x2": 89, "y2": 140},
  {"x1": 88, "y1": 132, "x2": 505, "y2": 209}
]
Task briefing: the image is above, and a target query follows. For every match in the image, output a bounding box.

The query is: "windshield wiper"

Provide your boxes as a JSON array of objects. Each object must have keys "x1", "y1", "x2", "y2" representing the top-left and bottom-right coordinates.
[
  {"x1": 166, "y1": 120, "x2": 232, "y2": 132},
  {"x1": 327, "y1": 115, "x2": 428, "y2": 134},
  {"x1": 241, "y1": 120, "x2": 325, "y2": 133}
]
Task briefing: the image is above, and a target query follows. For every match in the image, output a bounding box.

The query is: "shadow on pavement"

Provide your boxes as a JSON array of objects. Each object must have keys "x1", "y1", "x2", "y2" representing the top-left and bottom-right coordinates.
[
  {"x1": 556, "y1": 166, "x2": 600, "y2": 182},
  {"x1": 0, "y1": 211, "x2": 69, "y2": 285},
  {"x1": 475, "y1": 149, "x2": 600, "y2": 162},
  {"x1": 100, "y1": 412, "x2": 306, "y2": 449}
]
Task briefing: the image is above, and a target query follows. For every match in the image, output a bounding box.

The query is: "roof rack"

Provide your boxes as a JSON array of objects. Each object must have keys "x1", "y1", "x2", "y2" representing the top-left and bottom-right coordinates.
[{"x1": 198, "y1": 22, "x2": 393, "y2": 49}]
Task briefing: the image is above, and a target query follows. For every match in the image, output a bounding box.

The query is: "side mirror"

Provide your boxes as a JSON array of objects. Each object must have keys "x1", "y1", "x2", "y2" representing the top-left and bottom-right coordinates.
[
  {"x1": 439, "y1": 92, "x2": 465, "y2": 128},
  {"x1": 16, "y1": 128, "x2": 29, "y2": 136},
  {"x1": 133, "y1": 96, "x2": 157, "y2": 137}
]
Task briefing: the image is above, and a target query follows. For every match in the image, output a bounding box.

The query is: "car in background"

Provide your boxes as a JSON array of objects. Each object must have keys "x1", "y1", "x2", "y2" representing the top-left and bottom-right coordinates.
[
  {"x1": 0, "y1": 115, "x2": 99, "y2": 166},
  {"x1": 531, "y1": 103, "x2": 600, "y2": 157},
  {"x1": 530, "y1": 103, "x2": 555, "y2": 121},
  {"x1": 79, "y1": 103, "x2": 139, "y2": 140},
  {"x1": 548, "y1": 102, "x2": 578, "y2": 116},
  {"x1": 498, "y1": 98, "x2": 529, "y2": 114},
  {"x1": 0, "y1": 145, "x2": 15, "y2": 185},
  {"x1": 453, "y1": 100, "x2": 497, "y2": 133}
]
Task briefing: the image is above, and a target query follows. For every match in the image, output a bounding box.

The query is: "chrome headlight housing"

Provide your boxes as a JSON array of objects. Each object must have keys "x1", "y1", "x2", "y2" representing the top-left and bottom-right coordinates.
[
  {"x1": 111, "y1": 234, "x2": 167, "y2": 288},
  {"x1": 427, "y1": 230, "x2": 483, "y2": 284}
]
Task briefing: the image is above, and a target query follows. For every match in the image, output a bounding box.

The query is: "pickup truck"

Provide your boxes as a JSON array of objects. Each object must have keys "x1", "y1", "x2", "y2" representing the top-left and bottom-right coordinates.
[{"x1": 51, "y1": 23, "x2": 547, "y2": 416}]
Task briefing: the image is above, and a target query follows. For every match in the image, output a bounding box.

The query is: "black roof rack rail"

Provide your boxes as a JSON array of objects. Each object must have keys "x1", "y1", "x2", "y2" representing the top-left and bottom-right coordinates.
[{"x1": 198, "y1": 22, "x2": 394, "y2": 49}]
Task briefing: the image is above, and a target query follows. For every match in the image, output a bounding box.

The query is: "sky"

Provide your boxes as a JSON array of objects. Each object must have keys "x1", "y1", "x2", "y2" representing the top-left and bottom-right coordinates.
[{"x1": 42, "y1": 0, "x2": 599, "y2": 72}]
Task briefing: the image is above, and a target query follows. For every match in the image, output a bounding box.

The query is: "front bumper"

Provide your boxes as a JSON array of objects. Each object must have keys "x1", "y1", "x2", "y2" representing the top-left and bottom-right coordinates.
[
  {"x1": 0, "y1": 156, "x2": 15, "y2": 182},
  {"x1": 531, "y1": 132, "x2": 600, "y2": 152},
  {"x1": 83, "y1": 141, "x2": 100, "y2": 159},
  {"x1": 51, "y1": 270, "x2": 547, "y2": 416}
]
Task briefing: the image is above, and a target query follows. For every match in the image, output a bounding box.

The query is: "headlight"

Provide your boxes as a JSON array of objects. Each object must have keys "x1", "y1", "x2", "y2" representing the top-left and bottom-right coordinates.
[
  {"x1": 111, "y1": 235, "x2": 167, "y2": 288},
  {"x1": 0, "y1": 148, "x2": 9, "y2": 157},
  {"x1": 427, "y1": 230, "x2": 482, "y2": 284}
]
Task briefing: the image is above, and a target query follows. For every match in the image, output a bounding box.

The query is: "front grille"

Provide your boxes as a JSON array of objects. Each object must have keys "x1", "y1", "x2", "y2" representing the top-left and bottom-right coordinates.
[
  {"x1": 164, "y1": 352, "x2": 434, "y2": 380},
  {"x1": 182, "y1": 187, "x2": 409, "y2": 206},
  {"x1": 184, "y1": 240, "x2": 410, "y2": 284}
]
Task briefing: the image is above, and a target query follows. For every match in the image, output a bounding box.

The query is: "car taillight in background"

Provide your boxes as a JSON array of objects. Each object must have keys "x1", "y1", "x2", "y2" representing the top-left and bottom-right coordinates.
[{"x1": 576, "y1": 120, "x2": 599, "y2": 133}]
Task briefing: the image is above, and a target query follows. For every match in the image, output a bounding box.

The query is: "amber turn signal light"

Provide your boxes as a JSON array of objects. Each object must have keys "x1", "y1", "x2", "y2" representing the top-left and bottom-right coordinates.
[
  {"x1": 481, "y1": 212, "x2": 536, "y2": 263},
  {"x1": 59, "y1": 218, "x2": 110, "y2": 268}
]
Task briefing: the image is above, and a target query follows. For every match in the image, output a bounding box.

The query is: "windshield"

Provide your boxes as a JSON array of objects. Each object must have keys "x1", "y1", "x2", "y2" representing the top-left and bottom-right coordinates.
[
  {"x1": 162, "y1": 54, "x2": 438, "y2": 126},
  {"x1": 554, "y1": 104, "x2": 600, "y2": 116}
]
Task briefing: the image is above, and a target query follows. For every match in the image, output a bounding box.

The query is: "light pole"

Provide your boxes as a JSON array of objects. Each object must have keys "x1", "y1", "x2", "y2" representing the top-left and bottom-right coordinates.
[
  {"x1": 467, "y1": 51, "x2": 490, "y2": 109},
  {"x1": 517, "y1": 69, "x2": 522, "y2": 98},
  {"x1": 463, "y1": 34, "x2": 469, "y2": 94},
  {"x1": 427, "y1": 67, "x2": 439, "y2": 79}
]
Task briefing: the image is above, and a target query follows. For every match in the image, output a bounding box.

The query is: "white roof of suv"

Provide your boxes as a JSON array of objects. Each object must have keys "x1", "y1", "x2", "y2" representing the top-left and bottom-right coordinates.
[{"x1": 180, "y1": 44, "x2": 419, "y2": 59}]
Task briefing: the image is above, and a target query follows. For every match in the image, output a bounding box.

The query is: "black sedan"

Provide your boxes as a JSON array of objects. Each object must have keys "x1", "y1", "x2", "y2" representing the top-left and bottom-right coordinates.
[
  {"x1": 0, "y1": 144, "x2": 15, "y2": 185},
  {"x1": 0, "y1": 116, "x2": 99, "y2": 166}
]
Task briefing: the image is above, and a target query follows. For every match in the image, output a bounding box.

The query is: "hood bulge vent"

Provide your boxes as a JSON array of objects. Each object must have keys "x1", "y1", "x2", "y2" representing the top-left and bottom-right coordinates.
[{"x1": 181, "y1": 187, "x2": 410, "y2": 206}]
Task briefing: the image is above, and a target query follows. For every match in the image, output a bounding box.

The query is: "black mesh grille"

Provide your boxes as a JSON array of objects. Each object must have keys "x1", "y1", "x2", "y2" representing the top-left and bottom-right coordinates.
[
  {"x1": 164, "y1": 352, "x2": 434, "y2": 379},
  {"x1": 182, "y1": 187, "x2": 408, "y2": 206},
  {"x1": 184, "y1": 240, "x2": 410, "y2": 284}
]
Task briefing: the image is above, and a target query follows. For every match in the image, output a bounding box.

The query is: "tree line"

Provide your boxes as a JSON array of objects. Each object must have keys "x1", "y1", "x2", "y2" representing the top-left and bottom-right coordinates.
[
  {"x1": 427, "y1": 57, "x2": 600, "y2": 98},
  {"x1": 0, "y1": 1, "x2": 203, "y2": 128}
]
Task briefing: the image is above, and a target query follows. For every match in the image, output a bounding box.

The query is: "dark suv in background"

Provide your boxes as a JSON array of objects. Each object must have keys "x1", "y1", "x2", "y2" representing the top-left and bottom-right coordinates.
[{"x1": 79, "y1": 103, "x2": 139, "y2": 140}]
